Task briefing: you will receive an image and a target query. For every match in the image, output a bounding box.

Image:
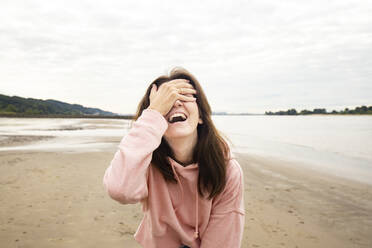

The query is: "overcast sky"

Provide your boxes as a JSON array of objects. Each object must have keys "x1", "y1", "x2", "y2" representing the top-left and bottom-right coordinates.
[{"x1": 0, "y1": 0, "x2": 371, "y2": 114}]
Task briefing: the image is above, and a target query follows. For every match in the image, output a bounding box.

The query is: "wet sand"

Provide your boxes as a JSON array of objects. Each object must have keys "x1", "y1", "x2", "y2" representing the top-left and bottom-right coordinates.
[
  {"x1": 0, "y1": 139, "x2": 371, "y2": 247},
  {"x1": 0, "y1": 135, "x2": 55, "y2": 148}
]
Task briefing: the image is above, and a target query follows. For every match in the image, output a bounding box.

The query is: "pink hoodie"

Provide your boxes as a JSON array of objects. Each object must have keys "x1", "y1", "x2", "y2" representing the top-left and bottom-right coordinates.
[{"x1": 103, "y1": 108, "x2": 245, "y2": 247}]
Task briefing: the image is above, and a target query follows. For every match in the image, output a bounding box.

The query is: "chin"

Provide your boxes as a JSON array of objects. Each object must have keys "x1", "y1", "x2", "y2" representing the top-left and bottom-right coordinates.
[
  {"x1": 164, "y1": 127, "x2": 197, "y2": 139},
  {"x1": 165, "y1": 131, "x2": 193, "y2": 139}
]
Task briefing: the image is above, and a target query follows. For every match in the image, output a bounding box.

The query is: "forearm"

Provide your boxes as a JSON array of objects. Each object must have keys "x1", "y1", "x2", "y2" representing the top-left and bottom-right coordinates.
[{"x1": 103, "y1": 108, "x2": 168, "y2": 204}]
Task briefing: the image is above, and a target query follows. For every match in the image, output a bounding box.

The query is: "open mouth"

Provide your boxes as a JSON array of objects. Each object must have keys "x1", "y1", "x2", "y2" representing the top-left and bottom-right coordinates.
[{"x1": 168, "y1": 114, "x2": 187, "y2": 124}]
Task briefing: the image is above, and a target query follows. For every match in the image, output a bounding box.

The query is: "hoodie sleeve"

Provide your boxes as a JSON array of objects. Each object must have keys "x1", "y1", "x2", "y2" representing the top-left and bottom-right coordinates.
[
  {"x1": 200, "y1": 159, "x2": 245, "y2": 248},
  {"x1": 102, "y1": 108, "x2": 168, "y2": 204}
]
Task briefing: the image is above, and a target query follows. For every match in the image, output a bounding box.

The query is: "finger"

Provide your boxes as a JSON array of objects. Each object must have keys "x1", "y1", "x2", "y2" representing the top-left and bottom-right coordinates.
[
  {"x1": 180, "y1": 88, "x2": 197, "y2": 95},
  {"x1": 175, "y1": 82, "x2": 195, "y2": 91},
  {"x1": 178, "y1": 94, "x2": 197, "y2": 102},
  {"x1": 149, "y1": 84, "x2": 157, "y2": 100},
  {"x1": 169, "y1": 79, "x2": 194, "y2": 88},
  {"x1": 168, "y1": 79, "x2": 190, "y2": 84}
]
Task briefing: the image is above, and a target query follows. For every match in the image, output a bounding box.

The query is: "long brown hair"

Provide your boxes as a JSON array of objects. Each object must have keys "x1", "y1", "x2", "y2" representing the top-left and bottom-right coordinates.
[{"x1": 132, "y1": 67, "x2": 232, "y2": 200}]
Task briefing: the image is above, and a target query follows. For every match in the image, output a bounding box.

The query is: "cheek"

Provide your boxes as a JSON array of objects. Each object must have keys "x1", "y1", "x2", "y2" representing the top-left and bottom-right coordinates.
[
  {"x1": 185, "y1": 102, "x2": 199, "y2": 114},
  {"x1": 187, "y1": 107, "x2": 200, "y2": 123}
]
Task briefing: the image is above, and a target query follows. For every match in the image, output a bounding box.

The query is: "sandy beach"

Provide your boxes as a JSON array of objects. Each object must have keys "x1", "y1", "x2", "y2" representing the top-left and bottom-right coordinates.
[{"x1": 0, "y1": 137, "x2": 371, "y2": 248}]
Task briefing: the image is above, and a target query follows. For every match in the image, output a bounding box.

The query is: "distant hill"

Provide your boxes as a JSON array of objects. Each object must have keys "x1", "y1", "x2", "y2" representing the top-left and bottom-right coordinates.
[
  {"x1": 265, "y1": 105, "x2": 372, "y2": 115},
  {"x1": 0, "y1": 94, "x2": 128, "y2": 118}
]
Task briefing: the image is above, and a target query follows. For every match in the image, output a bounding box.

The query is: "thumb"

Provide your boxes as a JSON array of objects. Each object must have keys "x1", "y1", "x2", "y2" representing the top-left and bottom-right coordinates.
[{"x1": 149, "y1": 84, "x2": 157, "y2": 100}]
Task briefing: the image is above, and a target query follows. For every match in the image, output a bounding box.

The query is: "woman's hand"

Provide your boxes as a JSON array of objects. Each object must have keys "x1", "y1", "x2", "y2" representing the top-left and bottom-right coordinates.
[{"x1": 148, "y1": 79, "x2": 197, "y2": 117}]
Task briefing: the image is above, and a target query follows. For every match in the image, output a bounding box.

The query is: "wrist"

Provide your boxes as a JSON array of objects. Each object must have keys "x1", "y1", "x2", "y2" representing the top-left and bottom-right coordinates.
[{"x1": 147, "y1": 106, "x2": 164, "y2": 117}]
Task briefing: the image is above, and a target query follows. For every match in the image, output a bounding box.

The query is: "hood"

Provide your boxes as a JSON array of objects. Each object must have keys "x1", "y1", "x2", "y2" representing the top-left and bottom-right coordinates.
[
  {"x1": 167, "y1": 156, "x2": 200, "y2": 239},
  {"x1": 166, "y1": 148, "x2": 235, "y2": 240}
]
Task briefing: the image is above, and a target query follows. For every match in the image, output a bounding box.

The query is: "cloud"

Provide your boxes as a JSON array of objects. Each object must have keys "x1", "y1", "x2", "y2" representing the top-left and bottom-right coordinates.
[{"x1": 0, "y1": 0, "x2": 371, "y2": 114}]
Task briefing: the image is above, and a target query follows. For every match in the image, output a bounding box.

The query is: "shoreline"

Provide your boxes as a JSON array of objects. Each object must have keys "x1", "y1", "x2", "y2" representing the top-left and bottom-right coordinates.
[
  {"x1": 1, "y1": 134, "x2": 371, "y2": 186},
  {"x1": 0, "y1": 149, "x2": 371, "y2": 247},
  {"x1": 0, "y1": 135, "x2": 55, "y2": 148}
]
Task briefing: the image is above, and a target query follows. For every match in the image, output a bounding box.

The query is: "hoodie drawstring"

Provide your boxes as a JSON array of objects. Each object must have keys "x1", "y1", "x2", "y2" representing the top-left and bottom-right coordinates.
[
  {"x1": 170, "y1": 162, "x2": 199, "y2": 239},
  {"x1": 194, "y1": 182, "x2": 199, "y2": 238}
]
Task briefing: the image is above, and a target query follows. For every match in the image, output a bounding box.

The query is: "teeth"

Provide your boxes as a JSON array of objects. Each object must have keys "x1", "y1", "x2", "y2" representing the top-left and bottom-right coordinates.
[{"x1": 169, "y1": 113, "x2": 187, "y2": 122}]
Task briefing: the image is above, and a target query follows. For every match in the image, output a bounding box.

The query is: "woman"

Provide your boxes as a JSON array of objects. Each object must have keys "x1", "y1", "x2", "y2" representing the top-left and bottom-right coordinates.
[{"x1": 103, "y1": 67, "x2": 245, "y2": 247}]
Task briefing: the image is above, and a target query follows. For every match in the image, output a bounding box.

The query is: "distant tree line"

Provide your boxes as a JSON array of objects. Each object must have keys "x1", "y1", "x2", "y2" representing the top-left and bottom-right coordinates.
[
  {"x1": 0, "y1": 94, "x2": 132, "y2": 118},
  {"x1": 265, "y1": 105, "x2": 372, "y2": 115}
]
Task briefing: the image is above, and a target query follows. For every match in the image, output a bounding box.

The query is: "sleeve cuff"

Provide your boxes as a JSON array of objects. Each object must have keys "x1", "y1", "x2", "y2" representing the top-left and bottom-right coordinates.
[{"x1": 141, "y1": 108, "x2": 169, "y2": 132}]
